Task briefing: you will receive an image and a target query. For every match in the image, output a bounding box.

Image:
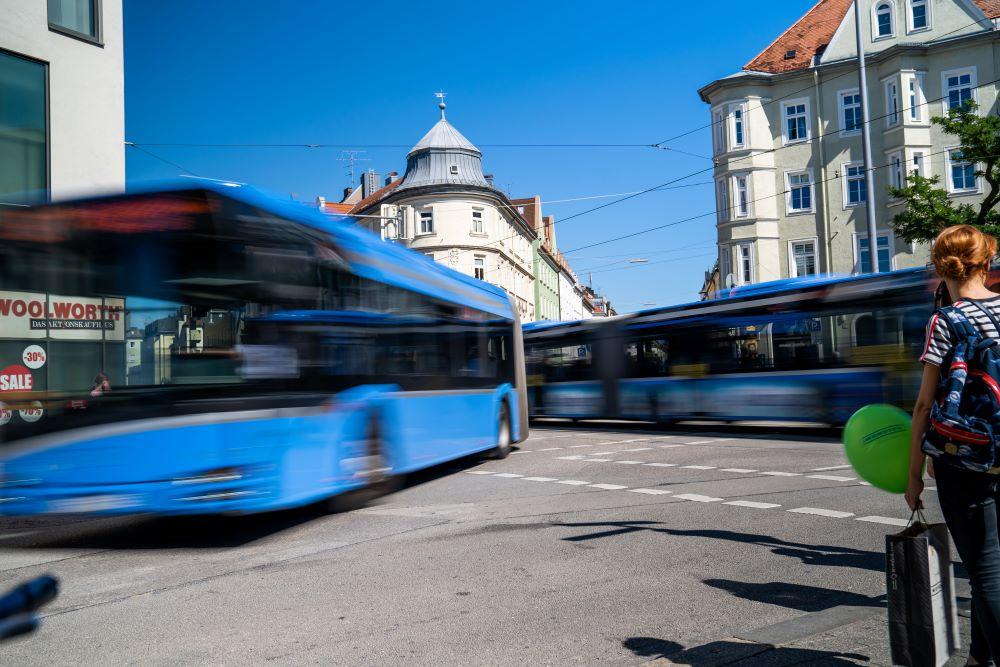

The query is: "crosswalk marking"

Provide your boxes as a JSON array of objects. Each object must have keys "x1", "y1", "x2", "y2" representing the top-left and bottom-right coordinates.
[
  {"x1": 807, "y1": 474, "x2": 856, "y2": 482},
  {"x1": 557, "y1": 456, "x2": 585, "y2": 461},
  {"x1": 556, "y1": 480, "x2": 590, "y2": 486},
  {"x1": 584, "y1": 458, "x2": 612, "y2": 463},
  {"x1": 616, "y1": 460, "x2": 644, "y2": 465},
  {"x1": 658, "y1": 444, "x2": 686, "y2": 449},
  {"x1": 522, "y1": 477, "x2": 558, "y2": 482},
  {"x1": 643, "y1": 463, "x2": 677, "y2": 467},
  {"x1": 466, "y1": 471, "x2": 495, "y2": 475},
  {"x1": 724, "y1": 500, "x2": 781, "y2": 509},
  {"x1": 681, "y1": 465, "x2": 716, "y2": 470},
  {"x1": 622, "y1": 447, "x2": 653, "y2": 452},
  {"x1": 493, "y1": 473, "x2": 524, "y2": 478},
  {"x1": 720, "y1": 468, "x2": 757, "y2": 473},
  {"x1": 630, "y1": 488, "x2": 672, "y2": 495},
  {"x1": 537, "y1": 447, "x2": 563, "y2": 451},
  {"x1": 569, "y1": 444, "x2": 593, "y2": 448},
  {"x1": 856, "y1": 515, "x2": 909, "y2": 527},
  {"x1": 674, "y1": 493, "x2": 723, "y2": 503},
  {"x1": 760, "y1": 471, "x2": 802, "y2": 477},
  {"x1": 811, "y1": 464, "x2": 853, "y2": 472},
  {"x1": 788, "y1": 507, "x2": 854, "y2": 519},
  {"x1": 590, "y1": 483, "x2": 628, "y2": 490}
]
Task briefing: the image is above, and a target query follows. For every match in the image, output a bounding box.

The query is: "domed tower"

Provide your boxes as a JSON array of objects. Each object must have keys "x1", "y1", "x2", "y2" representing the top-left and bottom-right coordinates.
[
  {"x1": 345, "y1": 97, "x2": 539, "y2": 322},
  {"x1": 395, "y1": 99, "x2": 497, "y2": 194}
]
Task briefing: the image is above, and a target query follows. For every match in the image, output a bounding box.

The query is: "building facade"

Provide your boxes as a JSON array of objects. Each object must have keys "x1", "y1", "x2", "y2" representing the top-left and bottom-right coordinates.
[
  {"x1": 1, "y1": 0, "x2": 125, "y2": 205},
  {"x1": 699, "y1": 0, "x2": 1000, "y2": 287}
]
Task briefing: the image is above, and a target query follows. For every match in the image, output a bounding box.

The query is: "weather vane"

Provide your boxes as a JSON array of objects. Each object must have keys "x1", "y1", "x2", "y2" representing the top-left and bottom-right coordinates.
[{"x1": 435, "y1": 91, "x2": 447, "y2": 120}]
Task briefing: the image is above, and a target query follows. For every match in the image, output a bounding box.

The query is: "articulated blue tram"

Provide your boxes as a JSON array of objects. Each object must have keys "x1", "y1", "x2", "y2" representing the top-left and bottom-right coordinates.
[
  {"x1": 0, "y1": 183, "x2": 528, "y2": 515},
  {"x1": 525, "y1": 269, "x2": 943, "y2": 425}
]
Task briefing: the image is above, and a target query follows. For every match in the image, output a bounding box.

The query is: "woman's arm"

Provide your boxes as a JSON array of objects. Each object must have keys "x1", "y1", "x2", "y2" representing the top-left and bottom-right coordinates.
[{"x1": 906, "y1": 363, "x2": 939, "y2": 510}]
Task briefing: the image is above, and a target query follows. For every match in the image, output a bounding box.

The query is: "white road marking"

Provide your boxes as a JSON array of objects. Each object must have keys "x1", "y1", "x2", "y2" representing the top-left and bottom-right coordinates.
[
  {"x1": 584, "y1": 458, "x2": 613, "y2": 463},
  {"x1": 681, "y1": 465, "x2": 716, "y2": 470},
  {"x1": 493, "y1": 473, "x2": 524, "y2": 478},
  {"x1": 720, "y1": 468, "x2": 757, "y2": 473},
  {"x1": 760, "y1": 471, "x2": 802, "y2": 477},
  {"x1": 590, "y1": 483, "x2": 628, "y2": 490},
  {"x1": 557, "y1": 456, "x2": 585, "y2": 460},
  {"x1": 858, "y1": 481, "x2": 872, "y2": 486},
  {"x1": 674, "y1": 493, "x2": 724, "y2": 503},
  {"x1": 466, "y1": 471, "x2": 495, "y2": 475},
  {"x1": 811, "y1": 464, "x2": 853, "y2": 472},
  {"x1": 788, "y1": 507, "x2": 854, "y2": 519},
  {"x1": 658, "y1": 444, "x2": 686, "y2": 449},
  {"x1": 556, "y1": 480, "x2": 591, "y2": 486},
  {"x1": 644, "y1": 462, "x2": 677, "y2": 467},
  {"x1": 511, "y1": 451, "x2": 531, "y2": 455},
  {"x1": 630, "y1": 488, "x2": 672, "y2": 495},
  {"x1": 588, "y1": 451, "x2": 618, "y2": 456},
  {"x1": 537, "y1": 447, "x2": 564, "y2": 451},
  {"x1": 724, "y1": 500, "x2": 781, "y2": 509},
  {"x1": 522, "y1": 477, "x2": 558, "y2": 482},
  {"x1": 616, "y1": 460, "x2": 644, "y2": 465},
  {"x1": 857, "y1": 515, "x2": 910, "y2": 527},
  {"x1": 622, "y1": 447, "x2": 653, "y2": 452},
  {"x1": 569, "y1": 444, "x2": 593, "y2": 448},
  {"x1": 594, "y1": 438, "x2": 651, "y2": 447},
  {"x1": 807, "y1": 475, "x2": 856, "y2": 482},
  {"x1": 683, "y1": 440, "x2": 717, "y2": 445}
]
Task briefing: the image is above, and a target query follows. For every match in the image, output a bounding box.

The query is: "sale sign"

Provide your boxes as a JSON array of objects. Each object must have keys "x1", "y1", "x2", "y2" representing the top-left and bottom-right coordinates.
[
  {"x1": 22, "y1": 345, "x2": 46, "y2": 369},
  {"x1": 0, "y1": 365, "x2": 33, "y2": 392}
]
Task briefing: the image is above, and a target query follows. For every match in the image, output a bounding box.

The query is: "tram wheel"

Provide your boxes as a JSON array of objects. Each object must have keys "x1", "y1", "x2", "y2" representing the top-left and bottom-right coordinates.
[{"x1": 490, "y1": 402, "x2": 512, "y2": 459}]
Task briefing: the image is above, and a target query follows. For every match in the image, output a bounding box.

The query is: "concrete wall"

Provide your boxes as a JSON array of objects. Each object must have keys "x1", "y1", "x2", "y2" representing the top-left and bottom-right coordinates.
[
  {"x1": 704, "y1": 7, "x2": 999, "y2": 284},
  {"x1": 1, "y1": 0, "x2": 125, "y2": 200}
]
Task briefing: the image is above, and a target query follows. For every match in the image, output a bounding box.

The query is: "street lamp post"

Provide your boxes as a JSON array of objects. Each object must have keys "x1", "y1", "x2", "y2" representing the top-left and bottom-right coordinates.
[{"x1": 854, "y1": 0, "x2": 881, "y2": 273}]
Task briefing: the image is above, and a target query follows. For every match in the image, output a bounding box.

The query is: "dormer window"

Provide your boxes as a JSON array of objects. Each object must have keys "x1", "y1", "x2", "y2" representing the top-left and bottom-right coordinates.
[
  {"x1": 784, "y1": 50, "x2": 797, "y2": 60},
  {"x1": 449, "y1": 165, "x2": 459, "y2": 175},
  {"x1": 875, "y1": 2, "x2": 894, "y2": 38}
]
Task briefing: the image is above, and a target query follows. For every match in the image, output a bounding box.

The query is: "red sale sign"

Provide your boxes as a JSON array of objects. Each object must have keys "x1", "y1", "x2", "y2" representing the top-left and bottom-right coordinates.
[{"x1": 0, "y1": 365, "x2": 33, "y2": 392}]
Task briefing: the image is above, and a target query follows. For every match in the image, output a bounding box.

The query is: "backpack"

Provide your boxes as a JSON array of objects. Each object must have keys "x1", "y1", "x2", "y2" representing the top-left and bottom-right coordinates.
[{"x1": 922, "y1": 301, "x2": 1000, "y2": 474}]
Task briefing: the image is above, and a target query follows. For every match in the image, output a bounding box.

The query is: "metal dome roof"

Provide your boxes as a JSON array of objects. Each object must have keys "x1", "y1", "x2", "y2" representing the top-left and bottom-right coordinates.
[{"x1": 408, "y1": 118, "x2": 481, "y2": 156}]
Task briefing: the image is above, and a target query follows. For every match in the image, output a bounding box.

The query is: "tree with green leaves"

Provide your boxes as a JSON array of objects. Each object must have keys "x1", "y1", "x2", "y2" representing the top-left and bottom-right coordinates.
[{"x1": 889, "y1": 103, "x2": 1000, "y2": 243}]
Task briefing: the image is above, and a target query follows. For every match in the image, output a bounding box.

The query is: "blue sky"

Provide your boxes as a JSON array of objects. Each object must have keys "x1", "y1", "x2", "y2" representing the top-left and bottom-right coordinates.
[{"x1": 124, "y1": 0, "x2": 817, "y2": 312}]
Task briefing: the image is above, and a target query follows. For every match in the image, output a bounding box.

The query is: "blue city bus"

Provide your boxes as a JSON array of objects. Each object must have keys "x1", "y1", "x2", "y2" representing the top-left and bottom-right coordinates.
[
  {"x1": 0, "y1": 183, "x2": 528, "y2": 515},
  {"x1": 525, "y1": 268, "x2": 946, "y2": 425}
]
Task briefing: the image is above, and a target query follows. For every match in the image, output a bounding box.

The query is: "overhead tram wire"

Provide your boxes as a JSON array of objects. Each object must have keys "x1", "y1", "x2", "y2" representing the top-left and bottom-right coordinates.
[
  {"x1": 480, "y1": 71, "x2": 1000, "y2": 268},
  {"x1": 652, "y1": 12, "x2": 1000, "y2": 148},
  {"x1": 562, "y1": 144, "x2": 998, "y2": 257},
  {"x1": 124, "y1": 141, "x2": 198, "y2": 176}
]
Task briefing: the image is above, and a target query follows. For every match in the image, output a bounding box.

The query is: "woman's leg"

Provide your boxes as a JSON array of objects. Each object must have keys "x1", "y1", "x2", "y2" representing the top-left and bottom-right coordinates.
[{"x1": 936, "y1": 464, "x2": 1000, "y2": 663}]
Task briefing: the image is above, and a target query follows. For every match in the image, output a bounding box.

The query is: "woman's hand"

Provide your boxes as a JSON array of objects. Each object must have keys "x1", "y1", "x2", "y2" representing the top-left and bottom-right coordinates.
[{"x1": 905, "y1": 474, "x2": 924, "y2": 511}]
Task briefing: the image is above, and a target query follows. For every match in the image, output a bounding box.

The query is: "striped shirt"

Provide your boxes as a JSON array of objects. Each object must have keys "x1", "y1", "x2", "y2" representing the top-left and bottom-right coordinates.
[{"x1": 921, "y1": 296, "x2": 1000, "y2": 366}]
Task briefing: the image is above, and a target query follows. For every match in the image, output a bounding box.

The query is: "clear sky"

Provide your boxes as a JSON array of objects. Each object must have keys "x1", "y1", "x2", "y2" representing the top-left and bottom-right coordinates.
[{"x1": 123, "y1": 0, "x2": 817, "y2": 312}]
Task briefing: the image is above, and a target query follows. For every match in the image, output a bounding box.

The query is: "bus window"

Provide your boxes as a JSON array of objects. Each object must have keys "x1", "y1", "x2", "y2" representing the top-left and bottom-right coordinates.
[{"x1": 529, "y1": 336, "x2": 593, "y2": 383}]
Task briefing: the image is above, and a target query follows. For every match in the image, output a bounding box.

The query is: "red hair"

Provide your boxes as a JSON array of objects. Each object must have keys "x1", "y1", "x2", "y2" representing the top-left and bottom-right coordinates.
[{"x1": 931, "y1": 225, "x2": 997, "y2": 282}]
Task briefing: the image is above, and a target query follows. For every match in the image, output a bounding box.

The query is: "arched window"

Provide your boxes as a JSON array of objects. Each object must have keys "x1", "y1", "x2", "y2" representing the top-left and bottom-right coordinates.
[{"x1": 875, "y1": 2, "x2": 894, "y2": 38}]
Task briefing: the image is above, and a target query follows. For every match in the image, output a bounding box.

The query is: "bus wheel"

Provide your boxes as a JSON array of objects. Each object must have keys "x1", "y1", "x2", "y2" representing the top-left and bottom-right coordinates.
[
  {"x1": 490, "y1": 403, "x2": 512, "y2": 459},
  {"x1": 324, "y1": 416, "x2": 395, "y2": 513}
]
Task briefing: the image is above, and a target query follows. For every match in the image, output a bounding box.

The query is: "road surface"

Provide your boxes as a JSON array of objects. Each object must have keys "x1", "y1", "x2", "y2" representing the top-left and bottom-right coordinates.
[{"x1": 0, "y1": 423, "x2": 972, "y2": 665}]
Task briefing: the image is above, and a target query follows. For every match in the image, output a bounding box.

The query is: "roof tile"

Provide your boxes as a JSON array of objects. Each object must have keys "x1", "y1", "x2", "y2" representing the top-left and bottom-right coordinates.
[{"x1": 744, "y1": 0, "x2": 853, "y2": 74}]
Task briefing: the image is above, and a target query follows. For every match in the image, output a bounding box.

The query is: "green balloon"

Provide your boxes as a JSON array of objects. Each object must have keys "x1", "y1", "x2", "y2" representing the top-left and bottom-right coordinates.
[{"x1": 842, "y1": 404, "x2": 913, "y2": 494}]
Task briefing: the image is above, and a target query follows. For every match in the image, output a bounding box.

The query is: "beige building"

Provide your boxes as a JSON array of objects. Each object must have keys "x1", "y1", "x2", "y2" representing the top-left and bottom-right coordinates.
[
  {"x1": 333, "y1": 103, "x2": 539, "y2": 322},
  {"x1": 698, "y1": 0, "x2": 1000, "y2": 287}
]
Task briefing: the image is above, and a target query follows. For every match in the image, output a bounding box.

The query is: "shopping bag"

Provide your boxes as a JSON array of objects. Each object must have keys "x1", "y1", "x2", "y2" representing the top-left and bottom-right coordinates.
[{"x1": 885, "y1": 511, "x2": 960, "y2": 667}]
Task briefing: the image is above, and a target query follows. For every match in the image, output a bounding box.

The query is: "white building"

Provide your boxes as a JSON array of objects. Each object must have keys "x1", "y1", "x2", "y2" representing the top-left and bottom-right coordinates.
[
  {"x1": 558, "y1": 269, "x2": 586, "y2": 321},
  {"x1": 1, "y1": 0, "x2": 125, "y2": 204},
  {"x1": 336, "y1": 102, "x2": 539, "y2": 322},
  {"x1": 699, "y1": 0, "x2": 1000, "y2": 286}
]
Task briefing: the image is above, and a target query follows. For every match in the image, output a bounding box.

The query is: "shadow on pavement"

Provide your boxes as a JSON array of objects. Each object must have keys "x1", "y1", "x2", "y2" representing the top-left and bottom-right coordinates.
[
  {"x1": 0, "y1": 453, "x2": 490, "y2": 551},
  {"x1": 554, "y1": 521, "x2": 885, "y2": 573},
  {"x1": 622, "y1": 636, "x2": 869, "y2": 666},
  {"x1": 702, "y1": 579, "x2": 884, "y2": 613}
]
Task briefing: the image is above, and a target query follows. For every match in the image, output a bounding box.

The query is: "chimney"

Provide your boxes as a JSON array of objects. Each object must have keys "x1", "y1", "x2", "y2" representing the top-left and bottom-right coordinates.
[
  {"x1": 343, "y1": 187, "x2": 353, "y2": 200},
  {"x1": 484, "y1": 174, "x2": 494, "y2": 186},
  {"x1": 385, "y1": 171, "x2": 399, "y2": 186},
  {"x1": 316, "y1": 196, "x2": 326, "y2": 210},
  {"x1": 543, "y1": 215, "x2": 556, "y2": 250}
]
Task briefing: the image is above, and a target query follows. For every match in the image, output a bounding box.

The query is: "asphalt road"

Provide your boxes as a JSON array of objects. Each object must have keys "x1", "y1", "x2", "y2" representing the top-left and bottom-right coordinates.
[{"x1": 0, "y1": 423, "x2": 975, "y2": 665}]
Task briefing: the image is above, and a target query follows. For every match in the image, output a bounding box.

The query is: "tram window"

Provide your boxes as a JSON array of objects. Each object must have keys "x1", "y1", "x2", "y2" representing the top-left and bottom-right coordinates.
[
  {"x1": 529, "y1": 337, "x2": 594, "y2": 382},
  {"x1": 624, "y1": 337, "x2": 669, "y2": 377}
]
